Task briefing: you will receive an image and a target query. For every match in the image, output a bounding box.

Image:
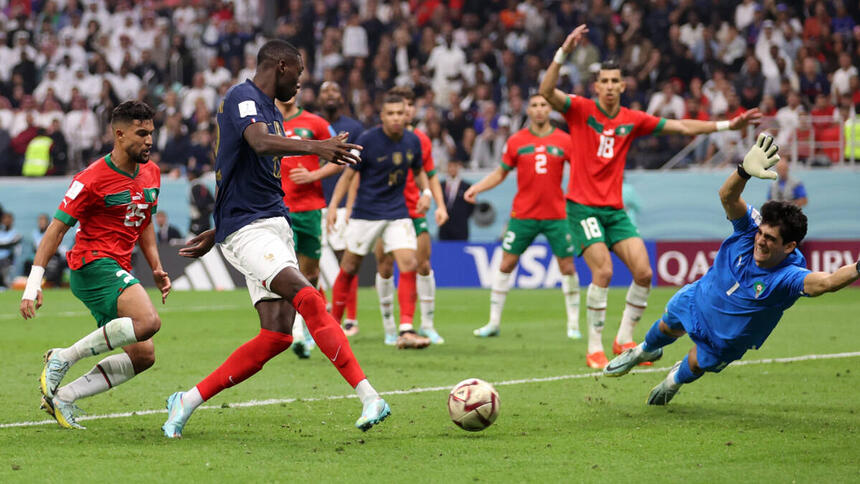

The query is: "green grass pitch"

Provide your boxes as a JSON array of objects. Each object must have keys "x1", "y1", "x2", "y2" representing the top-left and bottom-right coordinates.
[{"x1": 1, "y1": 287, "x2": 858, "y2": 483}]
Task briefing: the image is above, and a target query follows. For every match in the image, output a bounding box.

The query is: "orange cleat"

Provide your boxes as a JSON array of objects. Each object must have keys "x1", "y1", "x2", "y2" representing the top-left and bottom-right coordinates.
[
  {"x1": 613, "y1": 340, "x2": 652, "y2": 366},
  {"x1": 586, "y1": 351, "x2": 609, "y2": 369}
]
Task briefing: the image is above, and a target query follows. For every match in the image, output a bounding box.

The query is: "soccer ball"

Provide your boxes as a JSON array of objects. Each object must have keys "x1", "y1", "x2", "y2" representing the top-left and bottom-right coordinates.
[{"x1": 447, "y1": 378, "x2": 500, "y2": 431}]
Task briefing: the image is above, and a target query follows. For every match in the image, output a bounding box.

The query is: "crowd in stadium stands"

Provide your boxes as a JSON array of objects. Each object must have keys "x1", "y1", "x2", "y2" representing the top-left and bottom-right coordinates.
[{"x1": 0, "y1": 0, "x2": 858, "y2": 178}]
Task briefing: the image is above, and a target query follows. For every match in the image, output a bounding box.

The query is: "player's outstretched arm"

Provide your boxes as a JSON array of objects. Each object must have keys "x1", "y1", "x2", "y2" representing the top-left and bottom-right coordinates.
[
  {"x1": 661, "y1": 108, "x2": 762, "y2": 136},
  {"x1": 179, "y1": 229, "x2": 215, "y2": 258},
  {"x1": 719, "y1": 133, "x2": 780, "y2": 220},
  {"x1": 803, "y1": 260, "x2": 860, "y2": 297},
  {"x1": 139, "y1": 221, "x2": 171, "y2": 303},
  {"x1": 244, "y1": 125, "x2": 361, "y2": 165},
  {"x1": 20, "y1": 218, "x2": 71, "y2": 319},
  {"x1": 464, "y1": 166, "x2": 508, "y2": 204},
  {"x1": 289, "y1": 162, "x2": 344, "y2": 185},
  {"x1": 539, "y1": 24, "x2": 588, "y2": 113}
]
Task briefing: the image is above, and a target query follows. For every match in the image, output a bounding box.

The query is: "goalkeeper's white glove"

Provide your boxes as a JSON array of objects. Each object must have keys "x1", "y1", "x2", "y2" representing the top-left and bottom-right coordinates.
[{"x1": 739, "y1": 133, "x2": 780, "y2": 180}]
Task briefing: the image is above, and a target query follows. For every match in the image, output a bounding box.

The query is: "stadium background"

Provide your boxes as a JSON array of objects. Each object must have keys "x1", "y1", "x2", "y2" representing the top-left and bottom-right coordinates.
[{"x1": 0, "y1": 0, "x2": 859, "y2": 290}]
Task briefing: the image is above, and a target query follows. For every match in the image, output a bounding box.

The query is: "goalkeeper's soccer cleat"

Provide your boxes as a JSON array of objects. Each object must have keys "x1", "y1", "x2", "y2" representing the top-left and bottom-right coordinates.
[
  {"x1": 604, "y1": 344, "x2": 663, "y2": 377},
  {"x1": 40, "y1": 349, "x2": 70, "y2": 399},
  {"x1": 41, "y1": 395, "x2": 85, "y2": 429},
  {"x1": 586, "y1": 351, "x2": 609, "y2": 369},
  {"x1": 647, "y1": 361, "x2": 682, "y2": 405},
  {"x1": 162, "y1": 392, "x2": 194, "y2": 438},
  {"x1": 355, "y1": 397, "x2": 390, "y2": 431},
  {"x1": 613, "y1": 339, "x2": 653, "y2": 366},
  {"x1": 473, "y1": 323, "x2": 500, "y2": 338},
  {"x1": 418, "y1": 327, "x2": 445, "y2": 344}
]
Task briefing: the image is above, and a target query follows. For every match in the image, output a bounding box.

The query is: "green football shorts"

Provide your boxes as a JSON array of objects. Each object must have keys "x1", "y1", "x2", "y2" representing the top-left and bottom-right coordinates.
[
  {"x1": 566, "y1": 200, "x2": 640, "y2": 256},
  {"x1": 290, "y1": 209, "x2": 322, "y2": 259},
  {"x1": 501, "y1": 218, "x2": 574, "y2": 257},
  {"x1": 70, "y1": 258, "x2": 140, "y2": 327}
]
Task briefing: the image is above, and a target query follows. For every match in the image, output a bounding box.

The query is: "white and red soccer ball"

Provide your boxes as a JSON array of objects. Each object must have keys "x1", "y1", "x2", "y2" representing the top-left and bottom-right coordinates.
[{"x1": 447, "y1": 378, "x2": 500, "y2": 431}]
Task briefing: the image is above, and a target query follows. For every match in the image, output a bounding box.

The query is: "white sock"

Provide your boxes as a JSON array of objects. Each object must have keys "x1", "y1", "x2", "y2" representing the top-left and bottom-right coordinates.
[
  {"x1": 183, "y1": 386, "x2": 204, "y2": 411},
  {"x1": 666, "y1": 363, "x2": 682, "y2": 391},
  {"x1": 55, "y1": 353, "x2": 135, "y2": 402},
  {"x1": 617, "y1": 282, "x2": 650, "y2": 344},
  {"x1": 488, "y1": 271, "x2": 512, "y2": 328},
  {"x1": 561, "y1": 273, "x2": 580, "y2": 332},
  {"x1": 586, "y1": 284, "x2": 608, "y2": 354},
  {"x1": 57, "y1": 317, "x2": 137, "y2": 364},
  {"x1": 292, "y1": 314, "x2": 307, "y2": 343},
  {"x1": 375, "y1": 273, "x2": 397, "y2": 335},
  {"x1": 417, "y1": 271, "x2": 436, "y2": 330},
  {"x1": 355, "y1": 378, "x2": 379, "y2": 405}
]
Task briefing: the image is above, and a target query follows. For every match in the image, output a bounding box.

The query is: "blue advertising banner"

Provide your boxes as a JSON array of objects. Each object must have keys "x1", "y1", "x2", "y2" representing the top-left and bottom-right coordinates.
[{"x1": 430, "y1": 241, "x2": 658, "y2": 288}]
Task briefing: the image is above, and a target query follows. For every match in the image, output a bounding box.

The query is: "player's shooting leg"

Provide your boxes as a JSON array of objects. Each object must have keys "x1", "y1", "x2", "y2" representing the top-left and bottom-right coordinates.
[{"x1": 610, "y1": 237, "x2": 653, "y2": 348}]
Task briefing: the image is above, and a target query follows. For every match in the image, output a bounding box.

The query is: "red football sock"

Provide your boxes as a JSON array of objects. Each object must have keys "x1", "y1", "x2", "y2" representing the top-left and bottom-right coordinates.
[
  {"x1": 196, "y1": 329, "x2": 293, "y2": 401},
  {"x1": 294, "y1": 286, "x2": 366, "y2": 387},
  {"x1": 399, "y1": 271, "x2": 417, "y2": 326},
  {"x1": 346, "y1": 274, "x2": 358, "y2": 320},
  {"x1": 331, "y1": 269, "x2": 356, "y2": 323}
]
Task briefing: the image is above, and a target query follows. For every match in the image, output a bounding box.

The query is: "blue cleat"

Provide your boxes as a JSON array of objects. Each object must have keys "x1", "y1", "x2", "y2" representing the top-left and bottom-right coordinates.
[
  {"x1": 41, "y1": 395, "x2": 85, "y2": 429},
  {"x1": 355, "y1": 398, "x2": 390, "y2": 431},
  {"x1": 40, "y1": 349, "x2": 70, "y2": 399},
  {"x1": 473, "y1": 323, "x2": 500, "y2": 338},
  {"x1": 604, "y1": 344, "x2": 663, "y2": 377},
  {"x1": 384, "y1": 333, "x2": 398, "y2": 346},
  {"x1": 417, "y1": 327, "x2": 445, "y2": 344},
  {"x1": 567, "y1": 328, "x2": 583, "y2": 340},
  {"x1": 162, "y1": 391, "x2": 194, "y2": 438}
]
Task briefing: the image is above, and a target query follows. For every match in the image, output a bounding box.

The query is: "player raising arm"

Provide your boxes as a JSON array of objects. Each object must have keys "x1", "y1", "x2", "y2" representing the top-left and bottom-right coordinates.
[
  {"x1": 539, "y1": 24, "x2": 762, "y2": 369},
  {"x1": 465, "y1": 94, "x2": 580, "y2": 339},
  {"x1": 604, "y1": 134, "x2": 860, "y2": 405},
  {"x1": 20, "y1": 101, "x2": 170, "y2": 429},
  {"x1": 161, "y1": 40, "x2": 389, "y2": 439}
]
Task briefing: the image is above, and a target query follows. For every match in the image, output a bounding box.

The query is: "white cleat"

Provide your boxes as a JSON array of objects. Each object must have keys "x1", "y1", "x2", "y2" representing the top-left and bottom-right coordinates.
[
  {"x1": 473, "y1": 323, "x2": 500, "y2": 338},
  {"x1": 355, "y1": 398, "x2": 391, "y2": 431}
]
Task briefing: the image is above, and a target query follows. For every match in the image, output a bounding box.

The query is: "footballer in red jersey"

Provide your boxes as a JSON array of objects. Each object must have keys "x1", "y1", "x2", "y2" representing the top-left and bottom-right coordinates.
[
  {"x1": 466, "y1": 94, "x2": 581, "y2": 339},
  {"x1": 369, "y1": 86, "x2": 448, "y2": 346},
  {"x1": 540, "y1": 25, "x2": 761, "y2": 369},
  {"x1": 277, "y1": 96, "x2": 344, "y2": 359},
  {"x1": 20, "y1": 101, "x2": 170, "y2": 430}
]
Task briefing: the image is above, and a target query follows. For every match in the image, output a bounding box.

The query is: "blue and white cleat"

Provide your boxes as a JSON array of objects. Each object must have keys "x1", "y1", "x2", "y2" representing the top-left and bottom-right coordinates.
[
  {"x1": 473, "y1": 323, "x2": 500, "y2": 338},
  {"x1": 355, "y1": 397, "x2": 390, "y2": 431},
  {"x1": 41, "y1": 395, "x2": 85, "y2": 429},
  {"x1": 647, "y1": 361, "x2": 682, "y2": 405},
  {"x1": 604, "y1": 344, "x2": 663, "y2": 377},
  {"x1": 162, "y1": 391, "x2": 194, "y2": 438},
  {"x1": 40, "y1": 348, "x2": 70, "y2": 399},
  {"x1": 567, "y1": 328, "x2": 583, "y2": 340},
  {"x1": 418, "y1": 328, "x2": 445, "y2": 344},
  {"x1": 384, "y1": 333, "x2": 398, "y2": 346}
]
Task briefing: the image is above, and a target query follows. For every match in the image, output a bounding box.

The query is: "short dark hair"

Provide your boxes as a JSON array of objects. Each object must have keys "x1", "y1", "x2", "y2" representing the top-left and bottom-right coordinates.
[
  {"x1": 382, "y1": 93, "x2": 404, "y2": 105},
  {"x1": 760, "y1": 200, "x2": 808, "y2": 244},
  {"x1": 387, "y1": 86, "x2": 415, "y2": 102},
  {"x1": 600, "y1": 59, "x2": 622, "y2": 73},
  {"x1": 111, "y1": 101, "x2": 154, "y2": 125},
  {"x1": 257, "y1": 39, "x2": 300, "y2": 67}
]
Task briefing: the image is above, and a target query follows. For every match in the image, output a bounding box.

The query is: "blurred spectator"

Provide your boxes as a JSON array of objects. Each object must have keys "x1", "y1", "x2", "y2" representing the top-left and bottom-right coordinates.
[
  {"x1": 23, "y1": 213, "x2": 65, "y2": 287},
  {"x1": 799, "y1": 57, "x2": 830, "y2": 104},
  {"x1": 425, "y1": 118, "x2": 456, "y2": 172},
  {"x1": 63, "y1": 96, "x2": 99, "y2": 171},
  {"x1": 426, "y1": 28, "x2": 465, "y2": 109},
  {"x1": 202, "y1": 56, "x2": 231, "y2": 90},
  {"x1": 647, "y1": 82, "x2": 685, "y2": 120},
  {"x1": 767, "y1": 159, "x2": 808, "y2": 207},
  {"x1": 831, "y1": 52, "x2": 858, "y2": 100},
  {"x1": 21, "y1": 126, "x2": 53, "y2": 176},
  {"x1": 187, "y1": 168, "x2": 214, "y2": 236},
  {"x1": 155, "y1": 211, "x2": 184, "y2": 244},
  {"x1": 0, "y1": 212, "x2": 22, "y2": 289},
  {"x1": 439, "y1": 160, "x2": 473, "y2": 241},
  {"x1": 775, "y1": 91, "x2": 804, "y2": 148}
]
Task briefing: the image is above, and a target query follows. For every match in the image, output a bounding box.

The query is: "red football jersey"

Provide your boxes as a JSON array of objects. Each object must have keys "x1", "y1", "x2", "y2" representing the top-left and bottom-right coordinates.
[
  {"x1": 403, "y1": 127, "x2": 436, "y2": 219},
  {"x1": 55, "y1": 154, "x2": 161, "y2": 272},
  {"x1": 501, "y1": 127, "x2": 572, "y2": 220},
  {"x1": 562, "y1": 95, "x2": 664, "y2": 209},
  {"x1": 280, "y1": 109, "x2": 334, "y2": 212}
]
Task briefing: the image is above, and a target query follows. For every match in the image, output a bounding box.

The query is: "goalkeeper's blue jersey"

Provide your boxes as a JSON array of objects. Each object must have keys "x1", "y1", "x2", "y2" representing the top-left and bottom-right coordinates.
[{"x1": 691, "y1": 205, "x2": 810, "y2": 355}]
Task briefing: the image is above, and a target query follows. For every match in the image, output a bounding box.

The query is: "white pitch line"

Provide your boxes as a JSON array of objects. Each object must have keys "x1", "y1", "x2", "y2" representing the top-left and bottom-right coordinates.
[
  {"x1": 0, "y1": 304, "x2": 245, "y2": 321},
  {"x1": 3, "y1": 351, "x2": 859, "y2": 429}
]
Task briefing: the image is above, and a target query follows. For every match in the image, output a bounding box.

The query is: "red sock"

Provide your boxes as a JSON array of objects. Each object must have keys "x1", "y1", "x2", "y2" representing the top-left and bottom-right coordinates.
[
  {"x1": 346, "y1": 275, "x2": 358, "y2": 320},
  {"x1": 294, "y1": 286, "x2": 366, "y2": 387},
  {"x1": 331, "y1": 269, "x2": 356, "y2": 323},
  {"x1": 399, "y1": 271, "x2": 417, "y2": 326},
  {"x1": 196, "y1": 329, "x2": 293, "y2": 401}
]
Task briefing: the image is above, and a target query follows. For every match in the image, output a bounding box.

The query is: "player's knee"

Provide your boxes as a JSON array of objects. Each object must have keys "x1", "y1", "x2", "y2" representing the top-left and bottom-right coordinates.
[
  {"x1": 417, "y1": 259, "x2": 432, "y2": 275},
  {"x1": 633, "y1": 268, "x2": 653, "y2": 286},
  {"x1": 499, "y1": 259, "x2": 517, "y2": 273},
  {"x1": 135, "y1": 312, "x2": 161, "y2": 339},
  {"x1": 129, "y1": 345, "x2": 156, "y2": 373},
  {"x1": 377, "y1": 266, "x2": 394, "y2": 278},
  {"x1": 559, "y1": 260, "x2": 575, "y2": 275},
  {"x1": 592, "y1": 267, "x2": 613, "y2": 285},
  {"x1": 400, "y1": 256, "x2": 418, "y2": 273}
]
